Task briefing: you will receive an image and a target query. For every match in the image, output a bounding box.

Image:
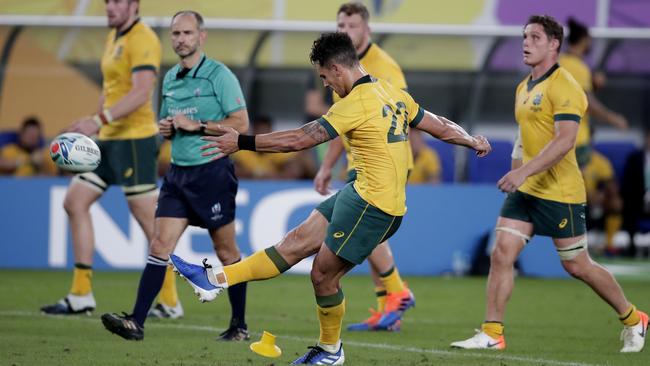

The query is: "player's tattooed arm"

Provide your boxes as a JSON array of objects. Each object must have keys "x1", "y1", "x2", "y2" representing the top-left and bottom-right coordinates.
[
  {"x1": 248, "y1": 120, "x2": 332, "y2": 153},
  {"x1": 300, "y1": 120, "x2": 332, "y2": 145},
  {"x1": 201, "y1": 119, "x2": 333, "y2": 156}
]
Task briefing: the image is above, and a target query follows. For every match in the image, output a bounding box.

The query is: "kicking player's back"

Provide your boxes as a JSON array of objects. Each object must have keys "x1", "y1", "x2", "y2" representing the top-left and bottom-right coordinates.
[{"x1": 319, "y1": 75, "x2": 423, "y2": 216}]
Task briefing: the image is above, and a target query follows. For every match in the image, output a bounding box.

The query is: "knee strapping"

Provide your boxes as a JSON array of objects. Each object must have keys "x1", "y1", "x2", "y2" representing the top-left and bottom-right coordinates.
[
  {"x1": 495, "y1": 226, "x2": 531, "y2": 245},
  {"x1": 556, "y1": 237, "x2": 588, "y2": 261}
]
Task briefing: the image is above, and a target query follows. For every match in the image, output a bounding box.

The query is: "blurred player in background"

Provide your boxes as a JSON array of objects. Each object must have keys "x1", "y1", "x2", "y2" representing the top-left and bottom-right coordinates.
[
  {"x1": 451, "y1": 15, "x2": 647, "y2": 353},
  {"x1": 312, "y1": 1, "x2": 415, "y2": 332},
  {"x1": 101, "y1": 10, "x2": 250, "y2": 342},
  {"x1": 559, "y1": 17, "x2": 628, "y2": 169},
  {"x1": 0, "y1": 117, "x2": 56, "y2": 176},
  {"x1": 40, "y1": 0, "x2": 184, "y2": 319},
  {"x1": 408, "y1": 129, "x2": 442, "y2": 184},
  {"x1": 171, "y1": 32, "x2": 490, "y2": 364}
]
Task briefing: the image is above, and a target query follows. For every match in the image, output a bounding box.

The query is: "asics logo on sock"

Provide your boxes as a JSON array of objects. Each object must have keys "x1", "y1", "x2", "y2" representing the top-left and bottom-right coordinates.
[{"x1": 640, "y1": 324, "x2": 647, "y2": 338}]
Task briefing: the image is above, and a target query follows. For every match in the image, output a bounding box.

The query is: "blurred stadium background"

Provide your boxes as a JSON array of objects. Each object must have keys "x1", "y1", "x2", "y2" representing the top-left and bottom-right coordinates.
[{"x1": 0, "y1": 1, "x2": 649, "y2": 365}]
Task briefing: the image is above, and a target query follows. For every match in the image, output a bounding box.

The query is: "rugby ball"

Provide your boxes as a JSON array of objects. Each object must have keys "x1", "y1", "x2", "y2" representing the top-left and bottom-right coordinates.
[{"x1": 49, "y1": 132, "x2": 101, "y2": 173}]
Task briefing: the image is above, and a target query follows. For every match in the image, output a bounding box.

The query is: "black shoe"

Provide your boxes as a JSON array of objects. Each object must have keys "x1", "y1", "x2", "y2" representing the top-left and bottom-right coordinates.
[
  {"x1": 217, "y1": 325, "x2": 250, "y2": 341},
  {"x1": 101, "y1": 312, "x2": 144, "y2": 341}
]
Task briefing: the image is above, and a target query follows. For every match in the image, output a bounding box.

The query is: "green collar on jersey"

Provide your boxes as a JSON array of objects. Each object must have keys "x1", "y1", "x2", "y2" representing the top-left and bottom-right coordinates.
[
  {"x1": 527, "y1": 63, "x2": 559, "y2": 92},
  {"x1": 352, "y1": 74, "x2": 375, "y2": 90},
  {"x1": 115, "y1": 18, "x2": 140, "y2": 40}
]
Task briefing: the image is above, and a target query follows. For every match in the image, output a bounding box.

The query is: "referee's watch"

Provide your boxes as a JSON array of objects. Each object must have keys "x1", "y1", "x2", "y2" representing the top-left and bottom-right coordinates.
[{"x1": 198, "y1": 119, "x2": 208, "y2": 134}]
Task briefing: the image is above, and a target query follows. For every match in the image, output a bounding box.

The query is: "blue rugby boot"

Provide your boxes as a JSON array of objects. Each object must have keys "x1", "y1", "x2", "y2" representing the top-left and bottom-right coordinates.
[
  {"x1": 291, "y1": 344, "x2": 345, "y2": 365},
  {"x1": 375, "y1": 288, "x2": 415, "y2": 330},
  {"x1": 169, "y1": 255, "x2": 224, "y2": 302}
]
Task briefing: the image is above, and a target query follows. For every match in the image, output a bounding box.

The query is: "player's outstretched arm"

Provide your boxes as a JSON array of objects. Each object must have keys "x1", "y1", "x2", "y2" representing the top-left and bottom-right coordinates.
[
  {"x1": 201, "y1": 119, "x2": 333, "y2": 157},
  {"x1": 415, "y1": 110, "x2": 491, "y2": 157},
  {"x1": 587, "y1": 93, "x2": 628, "y2": 130},
  {"x1": 497, "y1": 120, "x2": 578, "y2": 193},
  {"x1": 314, "y1": 137, "x2": 345, "y2": 195}
]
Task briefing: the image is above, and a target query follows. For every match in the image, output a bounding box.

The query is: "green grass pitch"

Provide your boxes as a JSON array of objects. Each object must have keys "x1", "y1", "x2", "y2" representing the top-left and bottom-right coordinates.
[{"x1": 1, "y1": 269, "x2": 648, "y2": 366}]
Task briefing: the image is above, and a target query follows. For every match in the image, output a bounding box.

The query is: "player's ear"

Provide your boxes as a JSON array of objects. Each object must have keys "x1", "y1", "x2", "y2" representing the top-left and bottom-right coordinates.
[
  {"x1": 550, "y1": 37, "x2": 560, "y2": 53},
  {"x1": 330, "y1": 63, "x2": 342, "y2": 76},
  {"x1": 199, "y1": 29, "x2": 207, "y2": 45}
]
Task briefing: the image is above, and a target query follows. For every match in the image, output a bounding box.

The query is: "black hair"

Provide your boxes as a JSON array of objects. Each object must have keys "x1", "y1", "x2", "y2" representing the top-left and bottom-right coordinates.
[
  {"x1": 20, "y1": 116, "x2": 41, "y2": 131},
  {"x1": 171, "y1": 10, "x2": 205, "y2": 30},
  {"x1": 525, "y1": 15, "x2": 564, "y2": 51},
  {"x1": 567, "y1": 17, "x2": 590, "y2": 45},
  {"x1": 309, "y1": 32, "x2": 359, "y2": 68}
]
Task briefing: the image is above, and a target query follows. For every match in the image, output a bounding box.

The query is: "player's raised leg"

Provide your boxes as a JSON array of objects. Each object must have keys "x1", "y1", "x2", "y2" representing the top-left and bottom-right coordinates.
[
  {"x1": 451, "y1": 217, "x2": 531, "y2": 350},
  {"x1": 101, "y1": 217, "x2": 187, "y2": 341},
  {"x1": 170, "y1": 209, "x2": 329, "y2": 301},
  {"x1": 41, "y1": 177, "x2": 103, "y2": 315},
  {"x1": 553, "y1": 235, "x2": 648, "y2": 353}
]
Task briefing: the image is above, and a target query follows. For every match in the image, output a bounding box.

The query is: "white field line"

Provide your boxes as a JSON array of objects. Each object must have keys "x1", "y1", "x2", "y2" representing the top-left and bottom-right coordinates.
[{"x1": 0, "y1": 310, "x2": 609, "y2": 366}]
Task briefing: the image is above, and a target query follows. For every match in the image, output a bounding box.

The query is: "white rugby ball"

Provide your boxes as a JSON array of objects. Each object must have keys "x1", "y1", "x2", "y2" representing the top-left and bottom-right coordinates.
[{"x1": 49, "y1": 132, "x2": 101, "y2": 173}]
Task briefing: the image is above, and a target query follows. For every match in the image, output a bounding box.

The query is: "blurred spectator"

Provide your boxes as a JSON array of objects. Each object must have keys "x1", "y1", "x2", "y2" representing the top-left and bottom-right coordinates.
[
  {"x1": 582, "y1": 148, "x2": 623, "y2": 253},
  {"x1": 231, "y1": 116, "x2": 316, "y2": 179},
  {"x1": 621, "y1": 127, "x2": 650, "y2": 258},
  {"x1": 560, "y1": 17, "x2": 628, "y2": 170},
  {"x1": 408, "y1": 129, "x2": 441, "y2": 184},
  {"x1": 0, "y1": 117, "x2": 56, "y2": 176}
]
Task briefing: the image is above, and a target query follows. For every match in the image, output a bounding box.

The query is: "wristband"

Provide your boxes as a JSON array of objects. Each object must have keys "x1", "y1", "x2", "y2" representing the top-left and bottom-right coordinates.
[
  {"x1": 237, "y1": 134, "x2": 256, "y2": 151},
  {"x1": 94, "y1": 109, "x2": 114, "y2": 127},
  {"x1": 92, "y1": 115, "x2": 103, "y2": 129}
]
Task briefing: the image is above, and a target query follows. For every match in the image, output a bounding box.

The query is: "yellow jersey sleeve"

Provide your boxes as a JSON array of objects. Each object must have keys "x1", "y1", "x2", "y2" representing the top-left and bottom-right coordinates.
[
  {"x1": 318, "y1": 98, "x2": 365, "y2": 138},
  {"x1": 127, "y1": 28, "x2": 161, "y2": 73},
  {"x1": 549, "y1": 72, "x2": 587, "y2": 123},
  {"x1": 398, "y1": 89, "x2": 425, "y2": 128}
]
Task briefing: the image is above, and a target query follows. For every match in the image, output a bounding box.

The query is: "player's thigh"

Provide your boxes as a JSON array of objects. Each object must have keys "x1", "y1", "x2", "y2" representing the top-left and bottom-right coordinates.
[
  {"x1": 64, "y1": 179, "x2": 103, "y2": 212},
  {"x1": 127, "y1": 191, "x2": 158, "y2": 221},
  {"x1": 493, "y1": 216, "x2": 533, "y2": 263},
  {"x1": 150, "y1": 217, "x2": 188, "y2": 257},
  {"x1": 276, "y1": 209, "x2": 329, "y2": 262},
  {"x1": 325, "y1": 184, "x2": 402, "y2": 266},
  {"x1": 552, "y1": 234, "x2": 591, "y2": 268}
]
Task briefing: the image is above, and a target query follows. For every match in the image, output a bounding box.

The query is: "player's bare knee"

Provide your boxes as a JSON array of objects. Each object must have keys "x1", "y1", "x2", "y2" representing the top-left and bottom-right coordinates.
[
  {"x1": 310, "y1": 265, "x2": 327, "y2": 289},
  {"x1": 63, "y1": 195, "x2": 87, "y2": 216},
  {"x1": 214, "y1": 246, "x2": 240, "y2": 265},
  {"x1": 149, "y1": 237, "x2": 173, "y2": 258},
  {"x1": 561, "y1": 259, "x2": 585, "y2": 279},
  {"x1": 490, "y1": 243, "x2": 517, "y2": 269}
]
